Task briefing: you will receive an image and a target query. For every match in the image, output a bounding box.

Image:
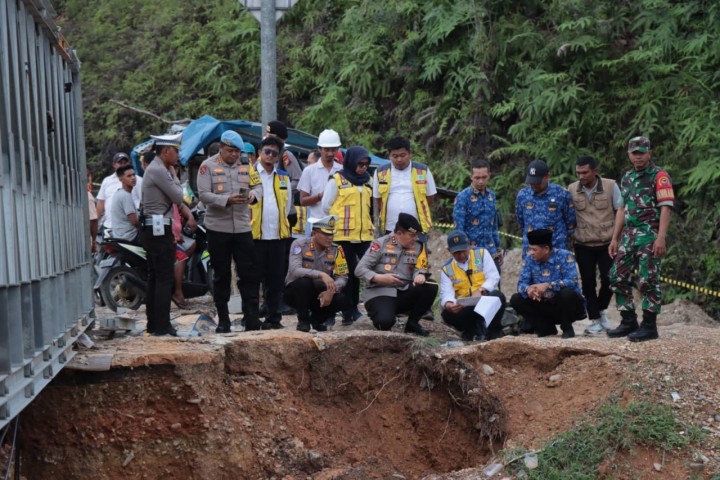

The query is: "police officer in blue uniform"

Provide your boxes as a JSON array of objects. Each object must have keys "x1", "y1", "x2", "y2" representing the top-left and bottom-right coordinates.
[
  {"x1": 515, "y1": 159, "x2": 576, "y2": 251},
  {"x1": 510, "y1": 229, "x2": 586, "y2": 338}
]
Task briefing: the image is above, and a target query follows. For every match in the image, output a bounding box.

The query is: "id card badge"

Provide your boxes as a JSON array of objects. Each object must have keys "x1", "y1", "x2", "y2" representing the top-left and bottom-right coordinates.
[{"x1": 152, "y1": 214, "x2": 165, "y2": 236}]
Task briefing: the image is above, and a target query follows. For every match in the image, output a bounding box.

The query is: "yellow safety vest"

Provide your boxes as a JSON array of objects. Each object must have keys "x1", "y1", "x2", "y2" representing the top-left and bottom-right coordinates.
[
  {"x1": 441, "y1": 249, "x2": 487, "y2": 298},
  {"x1": 376, "y1": 162, "x2": 432, "y2": 233},
  {"x1": 329, "y1": 172, "x2": 374, "y2": 242},
  {"x1": 250, "y1": 167, "x2": 291, "y2": 239},
  {"x1": 291, "y1": 205, "x2": 307, "y2": 236}
]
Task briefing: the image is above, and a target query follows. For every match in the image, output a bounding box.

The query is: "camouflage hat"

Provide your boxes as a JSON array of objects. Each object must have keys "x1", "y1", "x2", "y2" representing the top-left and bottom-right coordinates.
[{"x1": 628, "y1": 136, "x2": 651, "y2": 153}]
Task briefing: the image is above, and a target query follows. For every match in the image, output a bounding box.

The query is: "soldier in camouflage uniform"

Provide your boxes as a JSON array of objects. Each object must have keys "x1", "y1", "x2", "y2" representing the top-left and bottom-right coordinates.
[
  {"x1": 516, "y1": 159, "x2": 576, "y2": 251},
  {"x1": 607, "y1": 136, "x2": 674, "y2": 342}
]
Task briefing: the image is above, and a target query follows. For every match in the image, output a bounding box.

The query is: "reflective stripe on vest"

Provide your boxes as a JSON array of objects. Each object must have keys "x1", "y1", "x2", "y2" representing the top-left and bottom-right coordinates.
[
  {"x1": 329, "y1": 173, "x2": 374, "y2": 241},
  {"x1": 441, "y1": 249, "x2": 487, "y2": 298},
  {"x1": 377, "y1": 162, "x2": 432, "y2": 232},
  {"x1": 250, "y1": 168, "x2": 290, "y2": 239}
]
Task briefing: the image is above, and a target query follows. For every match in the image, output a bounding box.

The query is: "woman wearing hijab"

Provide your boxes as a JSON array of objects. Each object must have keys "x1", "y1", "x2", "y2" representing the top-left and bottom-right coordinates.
[{"x1": 322, "y1": 146, "x2": 375, "y2": 325}]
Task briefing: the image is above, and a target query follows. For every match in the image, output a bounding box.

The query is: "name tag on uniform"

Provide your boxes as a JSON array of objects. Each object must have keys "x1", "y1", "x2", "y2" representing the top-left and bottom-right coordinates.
[{"x1": 152, "y1": 214, "x2": 165, "y2": 236}]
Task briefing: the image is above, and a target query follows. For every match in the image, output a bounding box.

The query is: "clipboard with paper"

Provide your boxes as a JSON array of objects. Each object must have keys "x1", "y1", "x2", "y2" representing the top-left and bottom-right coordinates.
[{"x1": 473, "y1": 296, "x2": 503, "y2": 327}]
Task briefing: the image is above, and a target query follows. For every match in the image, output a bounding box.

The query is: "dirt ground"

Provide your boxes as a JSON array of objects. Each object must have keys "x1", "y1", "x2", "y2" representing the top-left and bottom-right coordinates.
[{"x1": 12, "y1": 244, "x2": 720, "y2": 479}]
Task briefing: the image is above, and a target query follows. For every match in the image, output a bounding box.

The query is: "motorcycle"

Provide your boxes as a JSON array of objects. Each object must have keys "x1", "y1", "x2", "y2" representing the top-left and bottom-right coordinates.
[{"x1": 93, "y1": 220, "x2": 213, "y2": 312}]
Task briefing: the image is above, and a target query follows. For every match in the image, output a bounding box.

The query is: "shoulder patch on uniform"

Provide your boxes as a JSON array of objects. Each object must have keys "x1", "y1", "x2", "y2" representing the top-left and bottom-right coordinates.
[
  {"x1": 199, "y1": 165, "x2": 208, "y2": 175},
  {"x1": 292, "y1": 245, "x2": 301, "y2": 255},
  {"x1": 655, "y1": 171, "x2": 675, "y2": 201},
  {"x1": 370, "y1": 241, "x2": 381, "y2": 253}
]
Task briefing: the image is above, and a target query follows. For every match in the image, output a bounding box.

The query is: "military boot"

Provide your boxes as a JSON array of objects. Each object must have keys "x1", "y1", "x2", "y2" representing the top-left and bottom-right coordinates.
[
  {"x1": 628, "y1": 310, "x2": 659, "y2": 342},
  {"x1": 606, "y1": 310, "x2": 638, "y2": 338},
  {"x1": 215, "y1": 304, "x2": 231, "y2": 333}
]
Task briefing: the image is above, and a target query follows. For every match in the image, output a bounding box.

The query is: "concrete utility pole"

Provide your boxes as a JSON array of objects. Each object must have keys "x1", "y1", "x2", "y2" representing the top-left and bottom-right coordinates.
[
  {"x1": 238, "y1": 1, "x2": 299, "y2": 129},
  {"x1": 260, "y1": 1, "x2": 277, "y2": 127}
]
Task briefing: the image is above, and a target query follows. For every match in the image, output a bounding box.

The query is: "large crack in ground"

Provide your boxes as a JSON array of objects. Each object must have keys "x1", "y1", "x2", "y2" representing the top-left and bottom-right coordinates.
[{"x1": 17, "y1": 333, "x2": 625, "y2": 479}]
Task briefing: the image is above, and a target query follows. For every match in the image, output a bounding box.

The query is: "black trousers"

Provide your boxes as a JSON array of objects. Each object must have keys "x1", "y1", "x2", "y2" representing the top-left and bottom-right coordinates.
[
  {"x1": 284, "y1": 278, "x2": 351, "y2": 327},
  {"x1": 336, "y1": 241, "x2": 371, "y2": 313},
  {"x1": 206, "y1": 229, "x2": 260, "y2": 322},
  {"x1": 140, "y1": 226, "x2": 174, "y2": 333},
  {"x1": 574, "y1": 243, "x2": 613, "y2": 320},
  {"x1": 365, "y1": 283, "x2": 438, "y2": 331},
  {"x1": 510, "y1": 287, "x2": 584, "y2": 336},
  {"x1": 255, "y1": 239, "x2": 287, "y2": 323},
  {"x1": 441, "y1": 290, "x2": 507, "y2": 339}
]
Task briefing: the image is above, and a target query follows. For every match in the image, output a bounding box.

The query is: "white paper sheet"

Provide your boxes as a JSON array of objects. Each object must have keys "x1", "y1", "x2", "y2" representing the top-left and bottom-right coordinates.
[{"x1": 473, "y1": 296, "x2": 502, "y2": 327}]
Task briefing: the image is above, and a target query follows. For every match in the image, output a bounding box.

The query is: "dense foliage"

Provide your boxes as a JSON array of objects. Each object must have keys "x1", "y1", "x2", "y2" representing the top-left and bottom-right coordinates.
[{"x1": 56, "y1": 0, "x2": 720, "y2": 317}]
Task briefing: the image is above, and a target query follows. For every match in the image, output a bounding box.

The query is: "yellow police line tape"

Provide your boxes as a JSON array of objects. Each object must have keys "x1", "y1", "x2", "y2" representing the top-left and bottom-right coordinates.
[{"x1": 432, "y1": 222, "x2": 720, "y2": 299}]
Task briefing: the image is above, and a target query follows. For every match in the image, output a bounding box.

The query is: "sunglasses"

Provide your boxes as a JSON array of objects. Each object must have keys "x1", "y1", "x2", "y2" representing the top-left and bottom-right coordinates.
[
  {"x1": 357, "y1": 162, "x2": 370, "y2": 168},
  {"x1": 263, "y1": 148, "x2": 280, "y2": 158}
]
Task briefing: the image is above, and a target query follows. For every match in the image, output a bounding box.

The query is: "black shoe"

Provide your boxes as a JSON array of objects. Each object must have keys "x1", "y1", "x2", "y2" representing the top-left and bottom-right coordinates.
[
  {"x1": 519, "y1": 317, "x2": 535, "y2": 334},
  {"x1": 296, "y1": 321, "x2": 310, "y2": 332},
  {"x1": 152, "y1": 326, "x2": 178, "y2": 337},
  {"x1": 607, "y1": 311, "x2": 639, "y2": 338},
  {"x1": 421, "y1": 310, "x2": 435, "y2": 321},
  {"x1": 561, "y1": 329, "x2": 575, "y2": 339},
  {"x1": 473, "y1": 334, "x2": 487, "y2": 342},
  {"x1": 244, "y1": 319, "x2": 263, "y2": 331},
  {"x1": 342, "y1": 309, "x2": 362, "y2": 326},
  {"x1": 461, "y1": 331, "x2": 475, "y2": 341},
  {"x1": 278, "y1": 304, "x2": 296, "y2": 316},
  {"x1": 261, "y1": 321, "x2": 284, "y2": 330},
  {"x1": 324, "y1": 316, "x2": 336, "y2": 328},
  {"x1": 405, "y1": 322, "x2": 429, "y2": 337},
  {"x1": 537, "y1": 327, "x2": 558, "y2": 337},
  {"x1": 215, "y1": 323, "x2": 231, "y2": 334},
  {"x1": 313, "y1": 324, "x2": 328, "y2": 332}
]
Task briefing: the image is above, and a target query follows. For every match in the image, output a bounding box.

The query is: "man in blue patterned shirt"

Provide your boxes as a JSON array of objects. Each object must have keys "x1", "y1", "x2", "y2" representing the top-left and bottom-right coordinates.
[
  {"x1": 515, "y1": 159, "x2": 576, "y2": 251},
  {"x1": 510, "y1": 229, "x2": 586, "y2": 338},
  {"x1": 452, "y1": 159, "x2": 503, "y2": 270}
]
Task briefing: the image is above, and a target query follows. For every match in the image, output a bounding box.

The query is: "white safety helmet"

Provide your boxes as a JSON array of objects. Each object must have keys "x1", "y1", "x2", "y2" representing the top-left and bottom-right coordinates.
[{"x1": 317, "y1": 129, "x2": 341, "y2": 148}]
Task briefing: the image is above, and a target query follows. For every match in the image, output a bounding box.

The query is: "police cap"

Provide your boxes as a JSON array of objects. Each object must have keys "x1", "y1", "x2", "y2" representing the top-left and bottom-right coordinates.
[{"x1": 396, "y1": 213, "x2": 423, "y2": 234}]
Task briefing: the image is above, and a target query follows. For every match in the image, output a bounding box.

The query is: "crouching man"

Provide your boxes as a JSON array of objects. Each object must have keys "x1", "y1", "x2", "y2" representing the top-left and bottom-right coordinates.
[
  {"x1": 355, "y1": 213, "x2": 438, "y2": 336},
  {"x1": 284, "y1": 216, "x2": 351, "y2": 332},
  {"x1": 510, "y1": 229, "x2": 586, "y2": 338},
  {"x1": 440, "y1": 230, "x2": 507, "y2": 341}
]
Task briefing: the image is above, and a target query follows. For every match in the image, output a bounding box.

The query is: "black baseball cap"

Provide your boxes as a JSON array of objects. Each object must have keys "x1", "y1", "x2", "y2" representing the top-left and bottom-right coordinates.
[
  {"x1": 525, "y1": 159, "x2": 549, "y2": 184},
  {"x1": 112, "y1": 152, "x2": 130, "y2": 164}
]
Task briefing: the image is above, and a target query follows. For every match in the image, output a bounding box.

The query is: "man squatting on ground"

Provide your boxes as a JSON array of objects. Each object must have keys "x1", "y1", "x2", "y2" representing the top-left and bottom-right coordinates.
[
  {"x1": 284, "y1": 216, "x2": 351, "y2": 332},
  {"x1": 355, "y1": 213, "x2": 438, "y2": 336},
  {"x1": 440, "y1": 230, "x2": 507, "y2": 341},
  {"x1": 510, "y1": 229, "x2": 586, "y2": 339}
]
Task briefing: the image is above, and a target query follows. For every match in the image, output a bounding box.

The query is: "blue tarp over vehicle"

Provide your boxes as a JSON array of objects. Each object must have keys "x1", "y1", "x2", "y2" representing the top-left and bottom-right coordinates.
[{"x1": 131, "y1": 115, "x2": 390, "y2": 174}]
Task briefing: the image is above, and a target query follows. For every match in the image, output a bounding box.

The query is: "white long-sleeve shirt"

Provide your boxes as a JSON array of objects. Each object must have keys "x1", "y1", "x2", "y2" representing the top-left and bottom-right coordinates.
[{"x1": 440, "y1": 249, "x2": 500, "y2": 309}]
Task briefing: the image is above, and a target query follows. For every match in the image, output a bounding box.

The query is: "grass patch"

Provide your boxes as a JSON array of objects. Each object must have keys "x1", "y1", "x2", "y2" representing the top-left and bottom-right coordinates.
[
  {"x1": 411, "y1": 336, "x2": 445, "y2": 358},
  {"x1": 504, "y1": 397, "x2": 704, "y2": 479}
]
